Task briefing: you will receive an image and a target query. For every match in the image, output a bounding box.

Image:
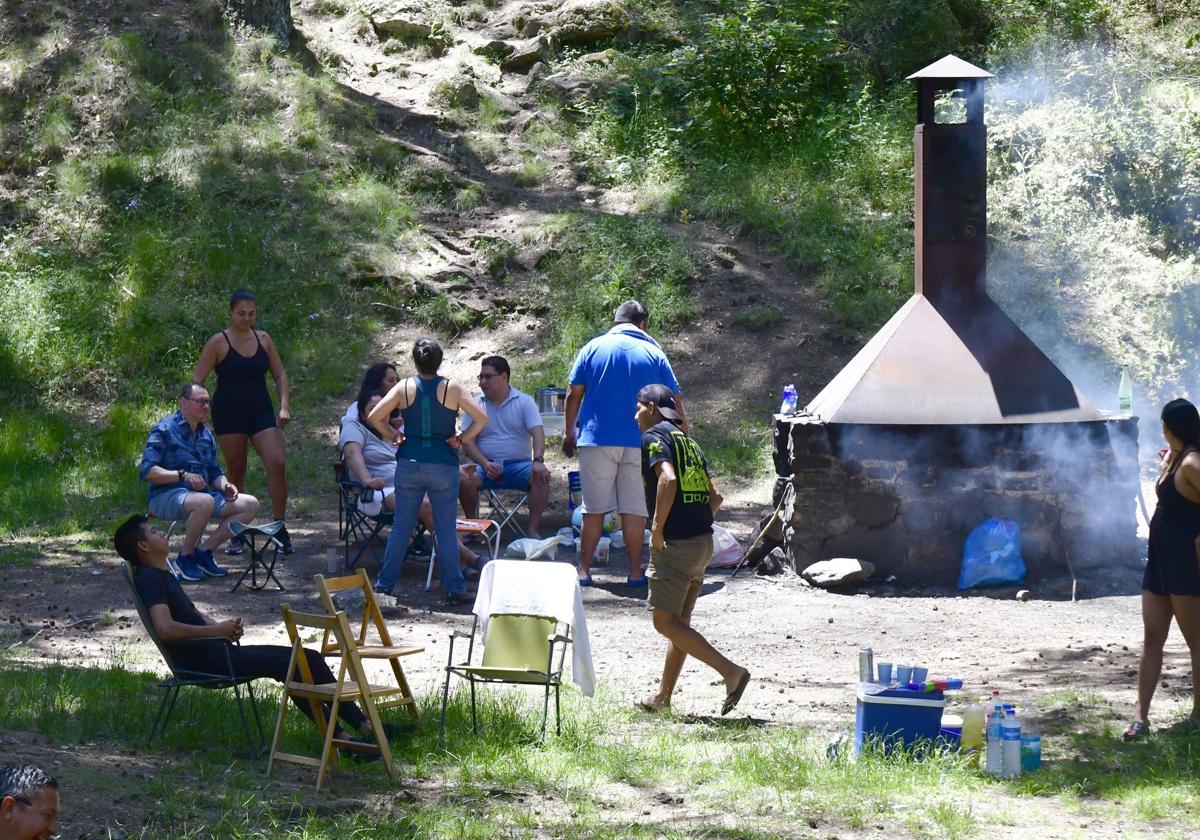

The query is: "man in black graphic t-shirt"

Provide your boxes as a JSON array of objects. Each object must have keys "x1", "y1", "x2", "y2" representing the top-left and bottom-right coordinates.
[{"x1": 635, "y1": 385, "x2": 750, "y2": 716}]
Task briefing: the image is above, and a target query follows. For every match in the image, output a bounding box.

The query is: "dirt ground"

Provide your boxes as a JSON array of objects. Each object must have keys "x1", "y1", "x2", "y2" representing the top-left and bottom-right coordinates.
[{"x1": 3, "y1": 474, "x2": 1196, "y2": 837}]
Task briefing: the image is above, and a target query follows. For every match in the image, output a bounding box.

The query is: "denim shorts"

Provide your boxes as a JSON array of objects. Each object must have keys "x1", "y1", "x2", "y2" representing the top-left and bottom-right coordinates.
[
  {"x1": 474, "y1": 458, "x2": 533, "y2": 491},
  {"x1": 148, "y1": 488, "x2": 226, "y2": 522}
]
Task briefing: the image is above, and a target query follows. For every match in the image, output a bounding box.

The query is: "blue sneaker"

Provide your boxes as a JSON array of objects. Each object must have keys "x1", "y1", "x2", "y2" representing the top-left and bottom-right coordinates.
[
  {"x1": 175, "y1": 553, "x2": 204, "y2": 582},
  {"x1": 195, "y1": 548, "x2": 229, "y2": 578}
]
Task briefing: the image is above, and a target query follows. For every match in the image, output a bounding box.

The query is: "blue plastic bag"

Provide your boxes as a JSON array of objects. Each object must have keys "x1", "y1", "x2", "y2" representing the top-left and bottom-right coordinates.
[{"x1": 958, "y1": 517, "x2": 1025, "y2": 589}]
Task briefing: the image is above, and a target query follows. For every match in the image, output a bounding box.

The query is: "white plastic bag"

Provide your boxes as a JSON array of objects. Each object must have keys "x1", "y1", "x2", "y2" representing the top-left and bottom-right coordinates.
[
  {"x1": 708, "y1": 525, "x2": 743, "y2": 569},
  {"x1": 505, "y1": 534, "x2": 569, "y2": 561}
]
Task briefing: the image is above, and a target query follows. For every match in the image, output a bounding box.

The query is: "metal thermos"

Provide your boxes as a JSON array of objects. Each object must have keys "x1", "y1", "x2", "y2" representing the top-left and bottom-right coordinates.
[{"x1": 858, "y1": 647, "x2": 874, "y2": 683}]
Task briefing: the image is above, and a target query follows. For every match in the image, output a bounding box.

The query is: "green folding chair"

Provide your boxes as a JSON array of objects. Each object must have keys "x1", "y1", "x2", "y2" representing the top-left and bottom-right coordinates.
[{"x1": 438, "y1": 612, "x2": 572, "y2": 747}]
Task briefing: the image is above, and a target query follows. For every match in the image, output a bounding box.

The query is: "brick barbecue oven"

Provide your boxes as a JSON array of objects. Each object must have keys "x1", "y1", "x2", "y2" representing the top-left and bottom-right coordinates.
[{"x1": 772, "y1": 56, "x2": 1140, "y2": 584}]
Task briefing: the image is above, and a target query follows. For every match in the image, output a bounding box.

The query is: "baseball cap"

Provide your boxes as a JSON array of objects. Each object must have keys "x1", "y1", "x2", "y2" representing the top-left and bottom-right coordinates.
[{"x1": 637, "y1": 384, "x2": 681, "y2": 422}]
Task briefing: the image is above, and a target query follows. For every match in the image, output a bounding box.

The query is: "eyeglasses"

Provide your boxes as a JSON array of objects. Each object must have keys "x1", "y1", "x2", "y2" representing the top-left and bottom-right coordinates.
[{"x1": 186, "y1": 397, "x2": 211, "y2": 407}]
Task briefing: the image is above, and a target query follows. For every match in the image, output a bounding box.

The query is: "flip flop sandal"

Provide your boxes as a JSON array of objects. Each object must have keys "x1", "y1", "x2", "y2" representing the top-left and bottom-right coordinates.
[
  {"x1": 577, "y1": 575, "x2": 594, "y2": 587},
  {"x1": 722, "y1": 671, "x2": 751, "y2": 716},
  {"x1": 1122, "y1": 720, "x2": 1149, "y2": 741}
]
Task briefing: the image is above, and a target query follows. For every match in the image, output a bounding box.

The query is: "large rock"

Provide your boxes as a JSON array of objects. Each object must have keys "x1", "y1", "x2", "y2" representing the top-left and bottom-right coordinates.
[
  {"x1": 363, "y1": 1, "x2": 433, "y2": 38},
  {"x1": 800, "y1": 557, "x2": 876, "y2": 589},
  {"x1": 532, "y1": 72, "x2": 614, "y2": 106},
  {"x1": 515, "y1": 0, "x2": 630, "y2": 46},
  {"x1": 501, "y1": 36, "x2": 554, "y2": 73},
  {"x1": 223, "y1": 0, "x2": 293, "y2": 41},
  {"x1": 545, "y1": 0, "x2": 630, "y2": 45}
]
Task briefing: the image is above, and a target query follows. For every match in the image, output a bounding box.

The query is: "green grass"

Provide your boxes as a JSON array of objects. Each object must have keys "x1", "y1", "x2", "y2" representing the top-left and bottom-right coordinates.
[
  {"x1": 520, "y1": 212, "x2": 697, "y2": 392},
  {"x1": 692, "y1": 418, "x2": 774, "y2": 483},
  {"x1": 7, "y1": 652, "x2": 1196, "y2": 837},
  {"x1": 0, "y1": 6, "x2": 432, "y2": 535}
]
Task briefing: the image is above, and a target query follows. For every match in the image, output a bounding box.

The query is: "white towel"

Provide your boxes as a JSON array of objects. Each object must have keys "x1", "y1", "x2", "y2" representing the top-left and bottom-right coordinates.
[{"x1": 472, "y1": 559, "x2": 595, "y2": 697}]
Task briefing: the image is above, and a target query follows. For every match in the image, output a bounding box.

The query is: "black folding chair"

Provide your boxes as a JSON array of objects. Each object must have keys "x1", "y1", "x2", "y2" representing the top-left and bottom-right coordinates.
[
  {"x1": 336, "y1": 461, "x2": 394, "y2": 571},
  {"x1": 121, "y1": 561, "x2": 265, "y2": 756}
]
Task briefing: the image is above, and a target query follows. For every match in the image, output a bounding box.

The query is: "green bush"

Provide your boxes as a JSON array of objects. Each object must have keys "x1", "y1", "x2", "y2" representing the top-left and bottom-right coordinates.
[{"x1": 680, "y1": 0, "x2": 846, "y2": 150}]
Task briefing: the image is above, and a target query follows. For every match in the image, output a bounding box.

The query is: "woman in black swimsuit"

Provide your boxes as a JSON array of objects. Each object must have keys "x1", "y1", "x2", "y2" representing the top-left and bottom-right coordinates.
[
  {"x1": 192, "y1": 290, "x2": 293, "y2": 553},
  {"x1": 1125, "y1": 398, "x2": 1200, "y2": 739}
]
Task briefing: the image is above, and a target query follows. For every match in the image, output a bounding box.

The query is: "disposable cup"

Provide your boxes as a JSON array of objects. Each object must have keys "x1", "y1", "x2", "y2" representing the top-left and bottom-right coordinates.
[
  {"x1": 877, "y1": 662, "x2": 893, "y2": 683},
  {"x1": 895, "y1": 665, "x2": 913, "y2": 686},
  {"x1": 911, "y1": 666, "x2": 929, "y2": 684}
]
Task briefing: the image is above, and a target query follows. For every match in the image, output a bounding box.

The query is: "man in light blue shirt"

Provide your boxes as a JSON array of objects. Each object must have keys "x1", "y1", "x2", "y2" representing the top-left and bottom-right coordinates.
[
  {"x1": 460, "y1": 355, "x2": 550, "y2": 536},
  {"x1": 563, "y1": 301, "x2": 686, "y2": 586}
]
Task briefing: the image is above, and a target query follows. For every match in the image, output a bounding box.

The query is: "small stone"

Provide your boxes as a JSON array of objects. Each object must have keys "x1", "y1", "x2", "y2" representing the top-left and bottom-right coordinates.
[{"x1": 1015, "y1": 589, "x2": 1031, "y2": 601}]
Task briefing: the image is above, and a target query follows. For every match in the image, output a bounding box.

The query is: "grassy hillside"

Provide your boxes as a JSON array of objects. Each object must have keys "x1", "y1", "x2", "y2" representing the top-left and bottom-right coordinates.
[{"x1": 2, "y1": 0, "x2": 1198, "y2": 538}]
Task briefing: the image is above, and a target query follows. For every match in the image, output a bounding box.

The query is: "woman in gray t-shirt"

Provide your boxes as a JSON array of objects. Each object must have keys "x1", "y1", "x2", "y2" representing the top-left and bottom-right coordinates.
[{"x1": 339, "y1": 390, "x2": 480, "y2": 570}]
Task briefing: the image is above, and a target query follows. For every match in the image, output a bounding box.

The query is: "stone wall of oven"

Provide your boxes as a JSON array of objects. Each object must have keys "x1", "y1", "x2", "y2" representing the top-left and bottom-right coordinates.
[{"x1": 771, "y1": 416, "x2": 1141, "y2": 583}]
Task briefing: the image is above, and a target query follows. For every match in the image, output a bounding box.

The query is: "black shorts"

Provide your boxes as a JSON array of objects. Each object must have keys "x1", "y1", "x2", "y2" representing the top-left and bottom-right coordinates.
[{"x1": 211, "y1": 393, "x2": 277, "y2": 437}]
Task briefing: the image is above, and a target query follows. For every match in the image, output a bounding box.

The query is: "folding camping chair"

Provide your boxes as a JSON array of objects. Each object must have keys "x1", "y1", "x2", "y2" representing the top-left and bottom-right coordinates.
[
  {"x1": 485, "y1": 488, "x2": 529, "y2": 539},
  {"x1": 315, "y1": 569, "x2": 424, "y2": 719},
  {"x1": 425, "y1": 518, "x2": 501, "y2": 592},
  {"x1": 335, "y1": 462, "x2": 393, "y2": 571},
  {"x1": 438, "y1": 612, "x2": 572, "y2": 746},
  {"x1": 228, "y1": 520, "x2": 286, "y2": 592},
  {"x1": 438, "y1": 560, "x2": 580, "y2": 746},
  {"x1": 122, "y1": 560, "x2": 265, "y2": 755},
  {"x1": 268, "y1": 605, "x2": 401, "y2": 792}
]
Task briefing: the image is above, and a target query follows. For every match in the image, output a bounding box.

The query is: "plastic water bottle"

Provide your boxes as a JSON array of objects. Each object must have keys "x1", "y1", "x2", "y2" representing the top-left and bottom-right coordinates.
[
  {"x1": 1118, "y1": 364, "x2": 1132, "y2": 415},
  {"x1": 1020, "y1": 716, "x2": 1041, "y2": 772},
  {"x1": 1001, "y1": 708, "x2": 1022, "y2": 779},
  {"x1": 960, "y1": 698, "x2": 986, "y2": 768},
  {"x1": 780, "y1": 384, "x2": 798, "y2": 415},
  {"x1": 985, "y1": 702, "x2": 1004, "y2": 776}
]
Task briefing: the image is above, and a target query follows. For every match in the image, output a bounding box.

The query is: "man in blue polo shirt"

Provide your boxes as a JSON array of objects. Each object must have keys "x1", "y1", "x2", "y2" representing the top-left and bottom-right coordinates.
[
  {"x1": 139, "y1": 383, "x2": 261, "y2": 582},
  {"x1": 562, "y1": 300, "x2": 686, "y2": 586},
  {"x1": 460, "y1": 355, "x2": 550, "y2": 537}
]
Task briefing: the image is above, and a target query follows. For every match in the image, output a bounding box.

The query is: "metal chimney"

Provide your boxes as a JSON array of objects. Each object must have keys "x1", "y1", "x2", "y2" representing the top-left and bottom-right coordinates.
[{"x1": 804, "y1": 55, "x2": 1102, "y2": 425}]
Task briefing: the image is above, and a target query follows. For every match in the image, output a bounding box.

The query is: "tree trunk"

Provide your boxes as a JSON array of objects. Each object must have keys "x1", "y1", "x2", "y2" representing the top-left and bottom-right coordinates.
[{"x1": 224, "y1": 0, "x2": 294, "y2": 42}]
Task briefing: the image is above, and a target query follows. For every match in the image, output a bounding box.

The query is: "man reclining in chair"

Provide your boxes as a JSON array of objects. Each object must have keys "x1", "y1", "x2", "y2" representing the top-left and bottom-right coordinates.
[
  {"x1": 139, "y1": 383, "x2": 261, "y2": 582},
  {"x1": 114, "y1": 514, "x2": 394, "y2": 746},
  {"x1": 458, "y1": 355, "x2": 550, "y2": 537}
]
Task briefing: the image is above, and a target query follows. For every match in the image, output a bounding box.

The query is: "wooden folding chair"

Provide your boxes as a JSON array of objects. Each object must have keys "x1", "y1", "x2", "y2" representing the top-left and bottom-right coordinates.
[
  {"x1": 314, "y1": 569, "x2": 424, "y2": 719},
  {"x1": 267, "y1": 605, "x2": 402, "y2": 791}
]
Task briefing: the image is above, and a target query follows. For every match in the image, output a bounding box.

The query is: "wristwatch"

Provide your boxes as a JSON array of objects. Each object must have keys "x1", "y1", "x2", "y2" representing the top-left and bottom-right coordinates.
[
  {"x1": 533, "y1": 457, "x2": 544, "y2": 463},
  {"x1": 177, "y1": 468, "x2": 186, "y2": 482}
]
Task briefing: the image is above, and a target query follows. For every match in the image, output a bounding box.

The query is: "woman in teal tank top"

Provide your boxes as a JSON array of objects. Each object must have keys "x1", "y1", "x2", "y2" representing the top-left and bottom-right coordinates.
[{"x1": 368, "y1": 338, "x2": 488, "y2": 602}]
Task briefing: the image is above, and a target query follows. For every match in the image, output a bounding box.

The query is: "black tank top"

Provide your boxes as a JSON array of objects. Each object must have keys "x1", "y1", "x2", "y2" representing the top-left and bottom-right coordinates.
[{"x1": 213, "y1": 331, "x2": 271, "y2": 409}]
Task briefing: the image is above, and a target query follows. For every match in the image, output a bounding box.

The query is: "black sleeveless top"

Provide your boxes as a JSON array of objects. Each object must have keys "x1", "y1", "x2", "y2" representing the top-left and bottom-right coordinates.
[
  {"x1": 213, "y1": 330, "x2": 272, "y2": 414},
  {"x1": 1144, "y1": 460, "x2": 1200, "y2": 596}
]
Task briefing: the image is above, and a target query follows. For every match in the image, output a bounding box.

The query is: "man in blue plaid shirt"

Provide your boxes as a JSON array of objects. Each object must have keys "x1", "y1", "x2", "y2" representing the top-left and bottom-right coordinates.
[{"x1": 139, "y1": 383, "x2": 260, "y2": 582}]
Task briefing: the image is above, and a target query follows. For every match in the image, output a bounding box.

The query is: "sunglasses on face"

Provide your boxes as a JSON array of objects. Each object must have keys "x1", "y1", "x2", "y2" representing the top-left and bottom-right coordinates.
[{"x1": 186, "y1": 397, "x2": 211, "y2": 407}]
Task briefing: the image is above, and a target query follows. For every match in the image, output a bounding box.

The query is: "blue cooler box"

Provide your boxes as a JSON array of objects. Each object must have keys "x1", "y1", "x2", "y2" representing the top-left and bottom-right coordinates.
[{"x1": 855, "y1": 686, "x2": 945, "y2": 754}]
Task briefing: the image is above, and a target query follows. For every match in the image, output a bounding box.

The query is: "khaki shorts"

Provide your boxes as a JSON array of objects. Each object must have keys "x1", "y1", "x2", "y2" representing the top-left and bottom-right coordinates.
[
  {"x1": 578, "y1": 445, "x2": 647, "y2": 517},
  {"x1": 647, "y1": 534, "x2": 713, "y2": 618}
]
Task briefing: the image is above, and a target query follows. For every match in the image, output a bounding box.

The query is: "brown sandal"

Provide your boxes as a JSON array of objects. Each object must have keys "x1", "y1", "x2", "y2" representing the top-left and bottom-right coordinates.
[{"x1": 1122, "y1": 720, "x2": 1149, "y2": 741}]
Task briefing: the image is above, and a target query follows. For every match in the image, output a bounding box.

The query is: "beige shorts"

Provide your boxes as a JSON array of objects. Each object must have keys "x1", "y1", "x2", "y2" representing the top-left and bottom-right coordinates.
[
  {"x1": 578, "y1": 446, "x2": 647, "y2": 517},
  {"x1": 647, "y1": 534, "x2": 713, "y2": 618}
]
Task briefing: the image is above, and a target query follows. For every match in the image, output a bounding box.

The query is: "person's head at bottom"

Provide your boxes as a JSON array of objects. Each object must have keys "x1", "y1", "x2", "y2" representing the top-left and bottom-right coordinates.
[{"x1": 0, "y1": 764, "x2": 59, "y2": 840}]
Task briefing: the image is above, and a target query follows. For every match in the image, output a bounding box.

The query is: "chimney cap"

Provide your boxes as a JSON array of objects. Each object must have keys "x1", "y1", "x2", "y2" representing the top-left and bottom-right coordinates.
[{"x1": 906, "y1": 54, "x2": 994, "y2": 81}]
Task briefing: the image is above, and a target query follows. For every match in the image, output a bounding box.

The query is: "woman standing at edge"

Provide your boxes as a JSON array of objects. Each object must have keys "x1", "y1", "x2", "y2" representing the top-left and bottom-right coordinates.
[
  {"x1": 192, "y1": 289, "x2": 294, "y2": 554},
  {"x1": 368, "y1": 338, "x2": 487, "y2": 604},
  {"x1": 1125, "y1": 398, "x2": 1200, "y2": 739}
]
